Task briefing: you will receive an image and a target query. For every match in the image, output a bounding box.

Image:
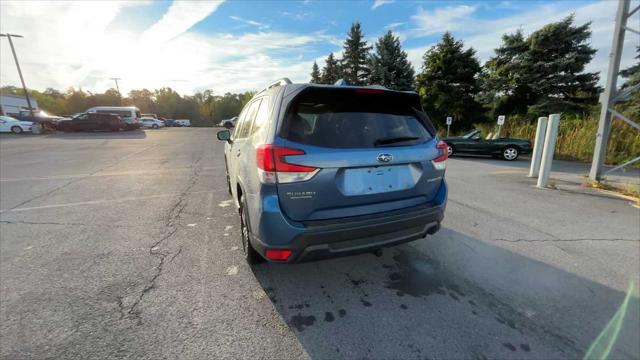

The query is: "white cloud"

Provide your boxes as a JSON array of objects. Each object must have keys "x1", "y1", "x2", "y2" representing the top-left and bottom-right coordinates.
[
  {"x1": 0, "y1": 0, "x2": 334, "y2": 96},
  {"x1": 141, "y1": 0, "x2": 224, "y2": 44},
  {"x1": 405, "y1": 1, "x2": 640, "y2": 85},
  {"x1": 229, "y1": 15, "x2": 270, "y2": 29},
  {"x1": 385, "y1": 22, "x2": 405, "y2": 30},
  {"x1": 372, "y1": 0, "x2": 394, "y2": 10},
  {"x1": 410, "y1": 5, "x2": 476, "y2": 36}
]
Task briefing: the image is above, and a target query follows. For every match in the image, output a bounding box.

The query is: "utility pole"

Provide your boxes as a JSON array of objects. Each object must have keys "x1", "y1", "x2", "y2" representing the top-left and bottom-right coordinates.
[
  {"x1": 110, "y1": 77, "x2": 122, "y2": 104},
  {"x1": 0, "y1": 33, "x2": 34, "y2": 117},
  {"x1": 589, "y1": 0, "x2": 632, "y2": 180}
]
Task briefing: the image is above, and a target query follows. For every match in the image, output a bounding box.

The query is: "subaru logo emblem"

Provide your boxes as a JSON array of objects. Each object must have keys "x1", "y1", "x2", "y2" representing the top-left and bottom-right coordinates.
[{"x1": 377, "y1": 153, "x2": 393, "y2": 163}]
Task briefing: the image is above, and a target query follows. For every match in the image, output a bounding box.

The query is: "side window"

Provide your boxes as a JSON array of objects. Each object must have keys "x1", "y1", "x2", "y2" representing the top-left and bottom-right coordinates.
[
  {"x1": 236, "y1": 100, "x2": 261, "y2": 139},
  {"x1": 250, "y1": 97, "x2": 269, "y2": 137},
  {"x1": 233, "y1": 106, "x2": 249, "y2": 138}
]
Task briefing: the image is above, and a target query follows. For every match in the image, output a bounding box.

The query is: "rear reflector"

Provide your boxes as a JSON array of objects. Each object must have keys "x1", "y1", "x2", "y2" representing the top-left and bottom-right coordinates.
[
  {"x1": 256, "y1": 145, "x2": 319, "y2": 184},
  {"x1": 432, "y1": 140, "x2": 448, "y2": 170},
  {"x1": 265, "y1": 249, "x2": 292, "y2": 261}
]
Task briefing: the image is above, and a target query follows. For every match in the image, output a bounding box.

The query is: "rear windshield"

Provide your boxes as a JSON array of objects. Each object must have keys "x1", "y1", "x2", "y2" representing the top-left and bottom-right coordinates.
[{"x1": 281, "y1": 88, "x2": 433, "y2": 148}]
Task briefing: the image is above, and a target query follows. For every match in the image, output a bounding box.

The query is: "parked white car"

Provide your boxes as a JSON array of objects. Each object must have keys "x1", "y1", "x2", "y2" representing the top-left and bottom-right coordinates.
[
  {"x1": 0, "y1": 115, "x2": 34, "y2": 134},
  {"x1": 140, "y1": 117, "x2": 165, "y2": 129}
]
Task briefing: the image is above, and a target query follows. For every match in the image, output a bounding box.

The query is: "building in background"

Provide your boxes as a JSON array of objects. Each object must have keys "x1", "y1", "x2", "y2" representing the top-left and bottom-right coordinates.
[{"x1": 0, "y1": 94, "x2": 38, "y2": 117}]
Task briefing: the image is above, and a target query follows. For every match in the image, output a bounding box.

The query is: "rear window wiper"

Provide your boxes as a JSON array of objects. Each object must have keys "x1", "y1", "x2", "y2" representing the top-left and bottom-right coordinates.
[{"x1": 374, "y1": 136, "x2": 420, "y2": 147}]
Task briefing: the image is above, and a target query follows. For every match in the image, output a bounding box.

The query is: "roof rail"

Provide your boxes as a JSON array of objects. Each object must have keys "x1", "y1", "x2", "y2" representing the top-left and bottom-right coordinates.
[
  {"x1": 334, "y1": 79, "x2": 348, "y2": 86},
  {"x1": 366, "y1": 85, "x2": 388, "y2": 90},
  {"x1": 262, "y1": 78, "x2": 292, "y2": 93}
]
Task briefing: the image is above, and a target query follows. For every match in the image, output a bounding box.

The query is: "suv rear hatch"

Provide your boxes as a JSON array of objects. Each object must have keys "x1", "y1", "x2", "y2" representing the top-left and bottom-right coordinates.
[{"x1": 271, "y1": 86, "x2": 446, "y2": 222}]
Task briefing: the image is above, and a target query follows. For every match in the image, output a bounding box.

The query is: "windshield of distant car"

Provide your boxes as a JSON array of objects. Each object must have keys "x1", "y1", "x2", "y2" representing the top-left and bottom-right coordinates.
[{"x1": 462, "y1": 129, "x2": 481, "y2": 139}]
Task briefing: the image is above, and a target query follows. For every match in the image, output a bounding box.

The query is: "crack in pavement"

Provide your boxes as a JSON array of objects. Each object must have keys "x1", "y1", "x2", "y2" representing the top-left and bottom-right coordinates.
[
  {"x1": 448, "y1": 198, "x2": 560, "y2": 240},
  {"x1": 120, "y1": 153, "x2": 203, "y2": 324}
]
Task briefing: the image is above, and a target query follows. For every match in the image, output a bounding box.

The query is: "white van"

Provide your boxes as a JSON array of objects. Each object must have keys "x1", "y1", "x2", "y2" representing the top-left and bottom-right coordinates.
[
  {"x1": 86, "y1": 106, "x2": 141, "y2": 129},
  {"x1": 175, "y1": 119, "x2": 191, "y2": 127}
]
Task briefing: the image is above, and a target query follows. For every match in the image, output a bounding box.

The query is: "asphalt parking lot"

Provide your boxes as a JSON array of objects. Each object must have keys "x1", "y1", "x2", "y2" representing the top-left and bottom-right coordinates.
[{"x1": 1, "y1": 128, "x2": 638, "y2": 359}]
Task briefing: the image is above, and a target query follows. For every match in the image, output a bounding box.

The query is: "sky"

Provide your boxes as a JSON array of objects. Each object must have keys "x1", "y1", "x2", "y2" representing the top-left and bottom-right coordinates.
[{"x1": 0, "y1": 0, "x2": 638, "y2": 96}]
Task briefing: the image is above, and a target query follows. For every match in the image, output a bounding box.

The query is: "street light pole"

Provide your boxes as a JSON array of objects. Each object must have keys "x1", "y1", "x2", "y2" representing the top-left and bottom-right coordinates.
[
  {"x1": 0, "y1": 33, "x2": 34, "y2": 117},
  {"x1": 110, "y1": 77, "x2": 122, "y2": 104}
]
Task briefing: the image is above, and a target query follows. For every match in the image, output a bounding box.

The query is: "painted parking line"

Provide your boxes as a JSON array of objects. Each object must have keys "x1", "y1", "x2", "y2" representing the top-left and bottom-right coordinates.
[
  {"x1": 0, "y1": 190, "x2": 216, "y2": 213},
  {"x1": 0, "y1": 166, "x2": 223, "y2": 182}
]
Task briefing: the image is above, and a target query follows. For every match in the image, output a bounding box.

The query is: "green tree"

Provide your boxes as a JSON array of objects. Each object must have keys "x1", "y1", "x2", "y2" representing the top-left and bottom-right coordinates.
[
  {"x1": 341, "y1": 22, "x2": 371, "y2": 85},
  {"x1": 484, "y1": 15, "x2": 599, "y2": 116},
  {"x1": 415, "y1": 32, "x2": 483, "y2": 130},
  {"x1": 154, "y1": 87, "x2": 181, "y2": 118},
  {"x1": 321, "y1": 52, "x2": 341, "y2": 84},
  {"x1": 368, "y1": 30, "x2": 415, "y2": 90},
  {"x1": 126, "y1": 89, "x2": 155, "y2": 113},
  {"x1": 89, "y1": 88, "x2": 121, "y2": 108},
  {"x1": 620, "y1": 46, "x2": 639, "y2": 89},
  {"x1": 481, "y1": 30, "x2": 530, "y2": 117},
  {"x1": 310, "y1": 61, "x2": 321, "y2": 83}
]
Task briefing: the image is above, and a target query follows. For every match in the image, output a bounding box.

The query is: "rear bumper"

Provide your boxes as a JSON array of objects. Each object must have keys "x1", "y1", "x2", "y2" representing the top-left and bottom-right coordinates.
[{"x1": 250, "y1": 181, "x2": 447, "y2": 263}]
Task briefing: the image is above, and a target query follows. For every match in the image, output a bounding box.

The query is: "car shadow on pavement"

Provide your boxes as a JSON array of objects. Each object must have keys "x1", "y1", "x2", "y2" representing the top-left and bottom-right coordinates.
[
  {"x1": 451, "y1": 154, "x2": 531, "y2": 167},
  {"x1": 251, "y1": 228, "x2": 639, "y2": 359},
  {"x1": 46, "y1": 130, "x2": 148, "y2": 140}
]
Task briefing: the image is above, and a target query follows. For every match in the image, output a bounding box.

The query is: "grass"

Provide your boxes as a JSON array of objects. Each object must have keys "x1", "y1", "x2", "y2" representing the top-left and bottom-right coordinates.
[{"x1": 584, "y1": 180, "x2": 640, "y2": 205}]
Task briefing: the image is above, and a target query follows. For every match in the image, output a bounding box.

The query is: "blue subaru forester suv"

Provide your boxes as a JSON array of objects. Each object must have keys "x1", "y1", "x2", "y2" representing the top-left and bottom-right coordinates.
[{"x1": 217, "y1": 78, "x2": 448, "y2": 264}]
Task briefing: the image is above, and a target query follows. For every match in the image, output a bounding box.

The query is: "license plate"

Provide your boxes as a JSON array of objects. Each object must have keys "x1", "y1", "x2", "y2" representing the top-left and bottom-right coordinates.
[{"x1": 341, "y1": 165, "x2": 419, "y2": 196}]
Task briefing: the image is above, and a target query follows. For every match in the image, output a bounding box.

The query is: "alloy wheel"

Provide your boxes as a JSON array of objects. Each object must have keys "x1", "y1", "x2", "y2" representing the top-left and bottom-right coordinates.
[{"x1": 503, "y1": 147, "x2": 518, "y2": 160}]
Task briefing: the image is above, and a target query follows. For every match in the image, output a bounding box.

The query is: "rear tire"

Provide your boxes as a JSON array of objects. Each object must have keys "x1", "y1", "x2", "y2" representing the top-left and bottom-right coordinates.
[
  {"x1": 502, "y1": 146, "x2": 519, "y2": 161},
  {"x1": 239, "y1": 196, "x2": 264, "y2": 265},
  {"x1": 152, "y1": 124, "x2": 159, "y2": 129},
  {"x1": 11, "y1": 126, "x2": 23, "y2": 134}
]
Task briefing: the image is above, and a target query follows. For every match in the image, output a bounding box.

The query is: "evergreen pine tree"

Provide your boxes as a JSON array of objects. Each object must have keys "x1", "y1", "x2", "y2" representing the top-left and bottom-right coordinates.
[
  {"x1": 321, "y1": 53, "x2": 341, "y2": 84},
  {"x1": 620, "y1": 46, "x2": 639, "y2": 89},
  {"x1": 415, "y1": 32, "x2": 483, "y2": 129},
  {"x1": 341, "y1": 22, "x2": 371, "y2": 85},
  {"x1": 484, "y1": 15, "x2": 599, "y2": 115},
  {"x1": 368, "y1": 31, "x2": 415, "y2": 90},
  {"x1": 310, "y1": 61, "x2": 321, "y2": 83}
]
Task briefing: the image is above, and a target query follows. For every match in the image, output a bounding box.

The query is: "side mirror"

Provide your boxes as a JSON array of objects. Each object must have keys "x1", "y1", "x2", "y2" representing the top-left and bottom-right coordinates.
[{"x1": 217, "y1": 129, "x2": 232, "y2": 143}]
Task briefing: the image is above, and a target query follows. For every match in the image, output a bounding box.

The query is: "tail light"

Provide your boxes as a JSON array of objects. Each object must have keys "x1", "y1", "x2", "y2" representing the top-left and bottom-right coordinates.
[
  {"x1": 432, "y1": 140, "x2": 448, "y2": 171},
  {"x1": 256, "y1": 145, "x2": 319, "y2": 184},
  {"x1": 265, "y1": 249, "x2": 292, "y2": 261}
]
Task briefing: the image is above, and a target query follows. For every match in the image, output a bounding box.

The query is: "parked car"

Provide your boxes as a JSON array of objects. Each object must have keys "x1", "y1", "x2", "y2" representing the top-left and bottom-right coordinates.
[
  {"x1": 0, "y1": 115, "x2": 33, "y2": 134},
  {"x1": 216, "y1": 78, "x2": 447, "y2": 264},
  {"x1": 140, "y1": 117, "x2": 165, "y2": 129},
  {"x1": 56, "y1": 113, "x2": 125, "y2": 132},
  {"x1": 219, "y1": 116, "x2": 237, "y2": 129},
  {"x1": 174, "y1": 119, "x2": 191, "y2": 127},
  {"x1": 443, "y1": 129, "x2": 532, "y2": 161},
  {"x1": 86, "y1": 106, "x2": 141, "y2": 130},
  {"x1": 14, "y1": 110, "x2": 65, "y2": 131},
  {"x1": 165, "y1": 119, "x2": 176, "y2": 127}
]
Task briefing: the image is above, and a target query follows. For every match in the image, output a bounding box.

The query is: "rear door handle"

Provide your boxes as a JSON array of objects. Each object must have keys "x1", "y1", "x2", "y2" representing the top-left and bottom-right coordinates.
[{"x1": 236, "y1": 150, "x2": 241, "y2": 157}]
